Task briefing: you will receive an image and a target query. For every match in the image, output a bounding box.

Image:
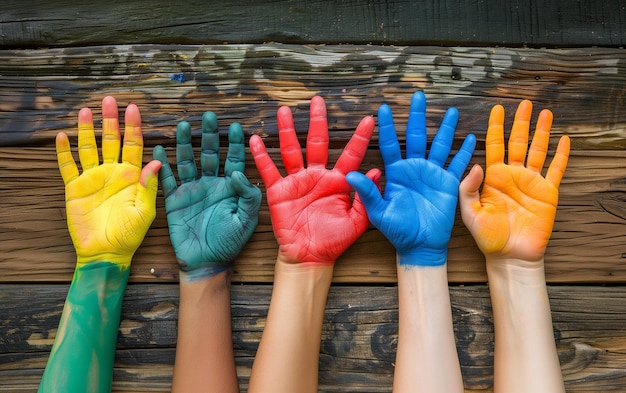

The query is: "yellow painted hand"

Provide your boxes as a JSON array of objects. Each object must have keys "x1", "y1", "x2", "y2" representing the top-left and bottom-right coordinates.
[
  {"x1": 459, "y1": 100, "x2": 570, "y2": 263},
  {"x1": 56, "y1": 96, "x2": 161, "y2": 268}
]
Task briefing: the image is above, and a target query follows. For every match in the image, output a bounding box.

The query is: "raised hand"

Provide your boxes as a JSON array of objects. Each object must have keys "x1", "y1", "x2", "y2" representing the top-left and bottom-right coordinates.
[
  {"x1": 56, "y1": 96, "x2": 161, "y2": 267},
  {"x1": 459, "y1": 100, "x2": 570, "y2": 262},
  {"x1": 249, "y1": 96, "x2": 378, "y2": 266},
  {"x1": 40, "y1": 97, "x2": 161, "y2": 393},
  {"x1": 347, "y1": 91, "x2": 475, "y2": 266},
  {"x1": 153, "y1": 112, "x2": 261, "y2": 280}
]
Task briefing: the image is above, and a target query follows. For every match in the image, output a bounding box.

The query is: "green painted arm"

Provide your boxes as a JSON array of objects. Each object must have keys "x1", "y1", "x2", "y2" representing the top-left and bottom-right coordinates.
[
  {"x1": 40, "y1": 97, "x2": 161, "y2": 391},
  {"x1": 38, "y1": 262, "x2": 129, "y2": 393}
]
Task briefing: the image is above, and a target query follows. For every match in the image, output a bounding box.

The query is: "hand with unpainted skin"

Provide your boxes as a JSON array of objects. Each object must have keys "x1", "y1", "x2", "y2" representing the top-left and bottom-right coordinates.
[
  {"x1": 247, "y1": 96, "x2": 379, "y2": 393},
  {"x1": 459, "y1": 100, "x2": 570, "y2": 393},
  {"x1": 153, "y1": 113, "x2": 261, "y2": 393},
  {"x1": 347, "y1": 91, "x2": 475, "y2": 393},
  {"x1": 39, "y1": 97, "x2": 161, "y2": 393}
]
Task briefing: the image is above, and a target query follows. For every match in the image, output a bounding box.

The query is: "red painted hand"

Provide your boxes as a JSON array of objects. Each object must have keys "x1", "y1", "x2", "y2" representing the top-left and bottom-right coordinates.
[{"x1": 250, "y1": 96, "x2": 379, "y2": 266}]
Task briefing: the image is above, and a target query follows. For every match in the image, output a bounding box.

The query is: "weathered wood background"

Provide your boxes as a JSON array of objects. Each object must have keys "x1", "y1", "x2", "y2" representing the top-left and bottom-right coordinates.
[{"x1": 1, "y1": 1, "x2": 625, "y2": 392}]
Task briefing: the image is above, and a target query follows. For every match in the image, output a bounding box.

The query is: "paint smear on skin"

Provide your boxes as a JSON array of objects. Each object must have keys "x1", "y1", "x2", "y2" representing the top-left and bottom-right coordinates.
[{"x1": 38, "y1": 262, "x2": 129, "y2": 393}]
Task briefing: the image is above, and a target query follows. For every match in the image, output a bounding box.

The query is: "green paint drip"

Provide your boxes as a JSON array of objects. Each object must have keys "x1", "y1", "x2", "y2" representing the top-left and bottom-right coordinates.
[{"x1": 38, "y1": 262, "x2": 129, "y2": 393}]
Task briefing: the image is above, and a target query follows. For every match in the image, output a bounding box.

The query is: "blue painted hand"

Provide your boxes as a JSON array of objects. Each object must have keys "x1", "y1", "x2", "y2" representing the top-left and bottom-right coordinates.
[{"x1": 347, "y1": 91, "x2": 475, "y2": 266}]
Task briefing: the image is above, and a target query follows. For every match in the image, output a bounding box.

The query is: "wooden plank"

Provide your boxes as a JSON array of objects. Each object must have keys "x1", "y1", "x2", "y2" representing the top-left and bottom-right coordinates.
[
  {"x1": 1, "y1": 45, "x2": 626, "y2": 149},
  {"x1": 0, "y1": 148, "x2": 626, "y2": 283},
  {"x1": 1, "y1": 147, "x2": 625, "y2": 284},
  {"x1": 1, "y1": 0, "x2": 625, "y2": 48},
  {"x1": 2, "y1": 283, "x2": 626, "y2": 392}
]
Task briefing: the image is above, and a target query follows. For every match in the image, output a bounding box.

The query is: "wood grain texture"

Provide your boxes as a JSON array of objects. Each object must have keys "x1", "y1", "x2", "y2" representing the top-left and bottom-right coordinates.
[
  {"x1": 1, "y1": 147, "x2": 625, "y2": 284},
  {"x1": 1, "y1": 45, "x2": 625, "y2": 149},
  {"x1": 1, "y1": 0, "x2": 625, "y2": 48},
  {"x1": 1, "y1": 7, "x2": 625, "y2": 393},
  {"x1": 1, "y1": 45, "x2": 625, "y2": 285},
  {"x1": 1, "y1": 283, "x2": 626, "y2": 392}
]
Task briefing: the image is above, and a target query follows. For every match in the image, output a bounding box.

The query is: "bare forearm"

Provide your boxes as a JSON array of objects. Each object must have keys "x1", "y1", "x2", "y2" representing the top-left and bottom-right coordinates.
[
  {"x1": 248, "y1": 258, "x2": 333, "y2": 393},
  {"x1": 172, "y1": 270, "x2": 239, "y2": 393},
  {"x1": 487, "y1": 258, "x2": 564, "y2": 393},
  {"x1": 393, "y1": 261, "x2": 463, "y2": 393}
]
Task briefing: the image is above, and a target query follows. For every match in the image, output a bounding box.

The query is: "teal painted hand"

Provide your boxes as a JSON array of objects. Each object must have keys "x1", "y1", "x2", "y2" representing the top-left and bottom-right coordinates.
[{"x1": 154, "y1": 112, "x2": 261, "y2": 281}]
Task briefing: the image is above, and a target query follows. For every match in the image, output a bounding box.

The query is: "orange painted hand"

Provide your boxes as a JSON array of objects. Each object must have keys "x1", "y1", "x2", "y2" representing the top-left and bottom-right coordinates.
[
  {"x1": 56, "y1": 96, "x2": 162, "y2": 268},
  {"x1": 250, "y1": 96, "x2": 379, "y2": 266},
  {"x1": 459, "y1": 100, "x2": 570, "y2": 263}
]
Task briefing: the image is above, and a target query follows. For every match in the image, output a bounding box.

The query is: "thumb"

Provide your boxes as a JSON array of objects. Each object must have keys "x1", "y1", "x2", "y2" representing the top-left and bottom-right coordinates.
[
  {"x1": 347, "y1": 169, "x2": 384, "y2": 226},
  {"x1": 231, "y1": 171, "x2": 262, "y2": 226},
  {"x1": 458, "y1": 164, "x2": 484, "y2": 226},
  {"x1": 136, "y1": 159, "x2": 162, "y2": 223}
]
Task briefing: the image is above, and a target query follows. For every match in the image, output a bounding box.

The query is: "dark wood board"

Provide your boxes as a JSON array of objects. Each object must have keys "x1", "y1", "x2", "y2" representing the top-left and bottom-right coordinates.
[
  {"x1": 1, "y1": 45, "x2": 625, "y2": 150},
  {"x1": 1, "y1": 0, "x2": 625, "y2": 48},
  {"x1": 2, "y1": 284, "x2": 626, "y2": 392}
]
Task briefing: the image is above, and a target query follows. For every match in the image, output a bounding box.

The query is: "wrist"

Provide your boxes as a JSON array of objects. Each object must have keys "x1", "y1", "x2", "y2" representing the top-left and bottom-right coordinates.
[
  {"x1": 74, "y1": 260, "x2": 130, "y2": 276},
  {"x1": 486, "y1": 257, "x2": 547, "y2": 287},
  {"x1": 179, "y1": 269, "x2": 231, "y2": 301},
  {"x1": 268, "y1": 256, "x2": 334, "y2": 329},
  {"x1": 71, "y1": 262, "x2": 130, "y2": 295},
  {"x1": 275, "y1": 254, "x2": 334, "y2": 278},
  {"x1": 276, "y1": 251, "x2": 336, "y2": 269},
  {"x1": 179, "y1": 264, "x2": 231, "y2": 283},
  {"x1": 76, "y1": 254, "x2": 132, "y2": 269},
  {"x1": 273, "y1": 255, "x2": 334, "y2": 295},
  {"x1": 397, "y1": 248, "x2": 447, "y2": 267}
]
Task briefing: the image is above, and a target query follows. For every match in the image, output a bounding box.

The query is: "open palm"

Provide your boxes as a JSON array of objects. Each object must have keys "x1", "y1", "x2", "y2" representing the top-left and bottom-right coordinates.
[
  {"x1": 154, "y1": 113, "x2": 261, "y2": 276},
  {"x1": 250, "y1": 96, "x2": 377, "y2": 265},
  {"x1": 347, "y1": 92, "x2": 475, "y2": 266},
  {"x1": 266, "y1": 166, "x2": 367, "y2": 264},
  {"x1": 65, "y1": 164, "x2": 155, "y2": 261},
  {"x1": 460, "y1": 101, "x2": 570, "y2": 262},
  {"x1": 376, "y1": 159, "x2": 463, "y2": 254},
  {"x1": 57, "y1": 97, "x2": 161, "y2": 267},
  {"x1": 468, "y1": 164, "x2": 560, "y2": 261},
  {"x1": 163, "y1": 174, "x2": 257, "y2": 269}
]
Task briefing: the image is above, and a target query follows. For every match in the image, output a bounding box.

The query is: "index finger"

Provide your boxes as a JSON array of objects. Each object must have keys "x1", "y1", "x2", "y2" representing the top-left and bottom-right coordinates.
[
  {"x1": 334, "y1": 116, "x2": 374, "y2": 174},
  {"x1": 485, "y1": 104, "x2": 505, "y2": 168},
  {"x1": 377, "y1": 103, "x2": 402, "y2": 166},
  {"x1": 122, "y1": 103, "x2": 144, "y2": 168}
]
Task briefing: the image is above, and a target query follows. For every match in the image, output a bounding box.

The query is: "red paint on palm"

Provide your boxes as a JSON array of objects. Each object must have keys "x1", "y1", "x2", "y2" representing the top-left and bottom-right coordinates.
[{"x1": 250, "y1": 96, "x2": 377, "y2": 265}]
